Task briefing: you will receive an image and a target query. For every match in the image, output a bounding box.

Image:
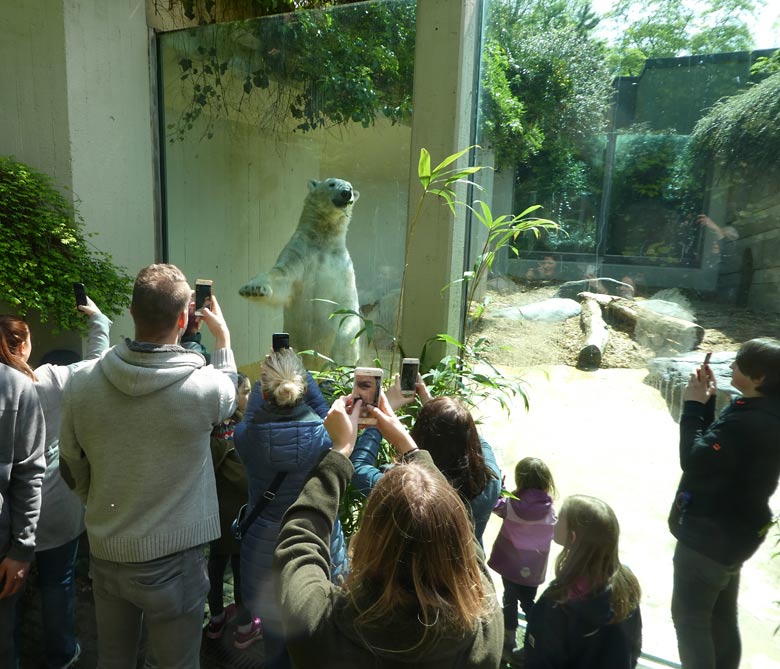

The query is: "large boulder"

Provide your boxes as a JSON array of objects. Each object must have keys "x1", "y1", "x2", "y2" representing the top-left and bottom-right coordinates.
[
  {"x1": 491, "y1": 298, "x2": 581, "y2": 322},
  {"x1": 646, "y1": 350, "x2": 737, "y2": 421}
]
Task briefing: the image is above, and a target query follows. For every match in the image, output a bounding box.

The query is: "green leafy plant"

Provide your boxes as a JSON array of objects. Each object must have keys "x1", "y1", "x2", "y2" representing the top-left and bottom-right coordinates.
[
  {"x1": 167, "y1": 0, "x2": 415, "y2": 142},
  {"x1": 0, "y1": 157, "x2": 133, "y2": 332}
]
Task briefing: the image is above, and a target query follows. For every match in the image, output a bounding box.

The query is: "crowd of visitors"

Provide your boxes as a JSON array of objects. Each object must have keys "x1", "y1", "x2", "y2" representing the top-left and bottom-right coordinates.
[{"x1": 1, "y1": 261, "x2": 779, "y2": 669}]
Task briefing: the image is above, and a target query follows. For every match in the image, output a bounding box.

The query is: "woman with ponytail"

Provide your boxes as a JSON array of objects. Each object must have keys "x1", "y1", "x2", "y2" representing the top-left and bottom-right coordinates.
[{"x1": 233, "y1": 348, "x2": 348, "y2": 668}]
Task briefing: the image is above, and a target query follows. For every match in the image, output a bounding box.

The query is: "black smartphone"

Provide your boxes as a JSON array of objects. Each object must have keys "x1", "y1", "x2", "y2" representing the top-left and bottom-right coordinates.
[
  {"x1": 400, "y1": 358, "x2": 419, "y2": 396},
  {"x1": 73, "y1": 282, "x2": 87, "y2": 307},
  {"x1": 272, "y1": 332, "x2": 290, "y2": 352},
  {"x1": 194, "y1": 279, "x2": 213, "y2": 316}
]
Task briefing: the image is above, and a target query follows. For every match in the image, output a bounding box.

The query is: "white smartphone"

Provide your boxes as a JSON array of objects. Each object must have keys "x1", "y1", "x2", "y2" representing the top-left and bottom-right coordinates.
[
  {"x1": 400, "y1": 358, "x2": 419, "y2": 397},
  {"x1": 352, "y1": 367, "x2": 383, "y2": 425},
  {"x1": 194, "y1": 279, "x2": 213, "y2": 316}
]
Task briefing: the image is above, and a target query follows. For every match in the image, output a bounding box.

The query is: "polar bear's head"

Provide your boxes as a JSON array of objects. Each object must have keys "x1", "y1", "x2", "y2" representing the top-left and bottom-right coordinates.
[{"x1": 307, "y1": 178, "x2": 360, "y2": 209}]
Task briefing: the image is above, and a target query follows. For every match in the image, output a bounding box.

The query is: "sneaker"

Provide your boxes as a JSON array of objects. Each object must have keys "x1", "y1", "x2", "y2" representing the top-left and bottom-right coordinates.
[
  {"x1": 233, "y1": 617, "x2": 263, "y2": 650},
  {"x1": 206, "y1": 603, "x2": 237, "y2": 639}
]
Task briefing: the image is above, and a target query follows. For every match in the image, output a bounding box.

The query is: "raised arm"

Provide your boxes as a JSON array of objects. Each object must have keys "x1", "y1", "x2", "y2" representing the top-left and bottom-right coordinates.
[
  {"x1": 349, "y1": 427, "x2": 384, "y2": 497},
  {"x1": 79, "y1": 297, "x2": 112, "y2": 360},
  {"x1": 273, "y1": 396, "x2": 358, "y2": 637}
]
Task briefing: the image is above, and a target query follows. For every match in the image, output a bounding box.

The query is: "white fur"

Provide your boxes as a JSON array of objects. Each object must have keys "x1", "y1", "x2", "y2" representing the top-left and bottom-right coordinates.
[{"x1": 240, "y1": 178, "x2": 362, "y2": 367}]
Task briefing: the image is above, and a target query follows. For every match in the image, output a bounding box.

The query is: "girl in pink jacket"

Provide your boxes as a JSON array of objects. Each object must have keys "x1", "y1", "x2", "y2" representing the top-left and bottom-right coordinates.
[{"x1": 489, "y1": 457, "x2": 557, "y2": 658}]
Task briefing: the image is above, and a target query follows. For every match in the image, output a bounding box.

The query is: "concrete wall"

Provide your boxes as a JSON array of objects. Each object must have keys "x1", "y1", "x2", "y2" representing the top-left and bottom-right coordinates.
[{"x1": 0, "y1": 0, "x2": 156, "y2": 355}]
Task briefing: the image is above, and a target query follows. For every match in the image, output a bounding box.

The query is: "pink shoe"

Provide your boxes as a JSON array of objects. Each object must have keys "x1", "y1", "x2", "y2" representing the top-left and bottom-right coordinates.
[
  {"x1": 233, "y1": 617, "x2": 263, "y2": 650},
  {"x1": 206, "y1": 603, "x2": 236, "y2": 639}
]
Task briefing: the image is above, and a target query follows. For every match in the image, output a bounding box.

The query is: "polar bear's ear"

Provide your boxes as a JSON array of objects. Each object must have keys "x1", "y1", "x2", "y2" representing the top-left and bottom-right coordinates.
[
  {"x1": 352, "y1": 189, "x2": 360, "y2": 202},
  {"x1": 307, "y1": 179, "x2": 319, "y2": 192}
]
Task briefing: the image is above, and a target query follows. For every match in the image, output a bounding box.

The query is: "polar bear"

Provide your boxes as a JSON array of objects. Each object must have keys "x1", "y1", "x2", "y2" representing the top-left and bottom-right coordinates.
[{"x1": 239, "y1": 178, "x2": 362, "y2": 367}]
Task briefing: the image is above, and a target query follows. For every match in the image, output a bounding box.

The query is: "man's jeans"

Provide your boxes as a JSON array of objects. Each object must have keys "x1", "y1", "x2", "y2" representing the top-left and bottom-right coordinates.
[
  {"x1": 25, "y1": 537, "x2": 81, "y2": 667},
  {"x1": 90, "y1": 546, "x2": 208, "y2": 669},
  {"x1": 671, "y1": 541, "x2": 741, "y2": 669}
]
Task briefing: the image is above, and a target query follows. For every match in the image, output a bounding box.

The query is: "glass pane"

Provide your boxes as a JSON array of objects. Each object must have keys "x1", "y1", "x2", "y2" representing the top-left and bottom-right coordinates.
[
  {"x1": 158, "y1": 0, "x2": 416, "y2": 370},
  {"x1": 475, "y1": 0, "x2": 780, "y2": 665}
]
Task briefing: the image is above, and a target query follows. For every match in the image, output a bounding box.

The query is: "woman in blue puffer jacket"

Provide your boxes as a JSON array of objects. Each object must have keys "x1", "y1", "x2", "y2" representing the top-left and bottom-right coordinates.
[{"x1": 234, "y1": 348, "x2": 348, "y2": 669}]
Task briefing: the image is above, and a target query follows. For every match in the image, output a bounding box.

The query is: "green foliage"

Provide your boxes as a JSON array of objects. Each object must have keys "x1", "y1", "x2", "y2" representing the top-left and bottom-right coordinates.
[
  {"x1": 313, "y1": 146, "x2": 553, "y2": 532},
  {"x1": 606, "y1": 0, "x2": 759, "y2": 75},
  {"x1": 413, "y1": 147, "x2": 556, "y2": 413},
  {"x1": 751, "y1": 48, "x2": 780, "y2": 78},
  {"x1": 0, "y1": 157, "x2": 133, "y2": 332},
  {"x1": 481, "y1": 1, "x2": 612, "y2": 170},
  {"x1": 169, "y1": 0, "x2": 414, "y2": 141},
  {"x1": 688, "y1": 71, "x2": 780, "y2": 173}
]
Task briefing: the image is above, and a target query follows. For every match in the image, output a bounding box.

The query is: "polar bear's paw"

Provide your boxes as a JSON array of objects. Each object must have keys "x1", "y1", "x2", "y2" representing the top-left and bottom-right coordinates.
[{"x1": 239, "y1": 276, "x2": 273, "y2": 300}]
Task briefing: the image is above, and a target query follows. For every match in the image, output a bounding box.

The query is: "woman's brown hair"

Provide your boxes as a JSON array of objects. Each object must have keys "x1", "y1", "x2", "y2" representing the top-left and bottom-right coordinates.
[
  {"x1": 0, "y1": 316, "x2": 35, "y2": 380},
  {"x1": 547, "y1": 495, "x2": 641, "y2": 623},
  {"x1": 346, "y1": 462, "x2": 490, "y2": 647},
  {"x1": 409, "y1": 396, "x2": 496, "y2": 500}
]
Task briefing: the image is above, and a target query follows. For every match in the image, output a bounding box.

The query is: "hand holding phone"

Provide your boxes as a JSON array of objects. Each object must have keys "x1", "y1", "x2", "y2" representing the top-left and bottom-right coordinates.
[
  {"x1": 352, "y1": 367, "x2": 383, "y2": 425},
  {"x1": 400, "y1": 358, "x2": 420, "y2": 397},
  {"x1": 697, "y1": 351, "x2": 712, "y2": 381},
  {"x1": 194, "y1": 279, "x2": 213, "y2": 316},
  {"x1": 73, "y1": 283, "x2": 87, "y2": 307}
]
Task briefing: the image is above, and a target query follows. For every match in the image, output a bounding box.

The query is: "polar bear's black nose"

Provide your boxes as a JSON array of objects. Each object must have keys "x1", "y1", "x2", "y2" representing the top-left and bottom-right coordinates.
[{"x1": 333, "y1": 188, "x2": 353, "y2": 207}]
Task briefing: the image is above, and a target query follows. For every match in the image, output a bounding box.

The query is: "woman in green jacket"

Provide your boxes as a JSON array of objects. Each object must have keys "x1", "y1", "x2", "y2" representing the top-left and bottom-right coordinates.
[{"x1": 273, "y1": 393, "x2": 503, "y2": 668}]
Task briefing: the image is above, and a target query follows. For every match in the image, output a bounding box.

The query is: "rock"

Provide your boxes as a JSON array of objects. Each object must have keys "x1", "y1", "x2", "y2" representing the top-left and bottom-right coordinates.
[
  {"x1": 492, "y1": 298, "x2": 581, "y2": 322},
  {"x1": 645, "y1": 351, "x2": 737, "y2": 421},
  {"x1": 557, "y1": 278, "x2": 634, "y2": 300},
  {"x1": 487, "y1": 276, "x2": 518, "y2": 295},
  {"x1": 641, "y1": 299, "x2": 696, "y2": 323}
]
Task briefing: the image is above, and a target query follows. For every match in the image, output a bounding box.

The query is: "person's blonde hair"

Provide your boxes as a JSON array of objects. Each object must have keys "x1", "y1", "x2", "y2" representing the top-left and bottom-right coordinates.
[
  {"x1": 260, "y1": 348, "x2": 307, "y2": 407},
  {"x1": 548, "y1": 495, "x2": 641, "y2": 623},
  {"x1": 345, "y1": 462, "x2": 490, "y2": 649}
]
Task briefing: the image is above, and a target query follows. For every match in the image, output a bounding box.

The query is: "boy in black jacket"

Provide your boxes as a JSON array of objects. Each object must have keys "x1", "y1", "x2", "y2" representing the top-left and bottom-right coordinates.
[{"x1": 669, "y1": 338, "x2": 780, "y2": 669}]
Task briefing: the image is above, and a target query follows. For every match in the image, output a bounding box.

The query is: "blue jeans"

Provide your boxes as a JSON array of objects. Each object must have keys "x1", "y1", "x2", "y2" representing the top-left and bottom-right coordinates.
[
  {"x1": 90, "y1": 546, "x2": 209, "y2": 669},
  {"x1": 36, "y1": 537, "x2": 81, "y2": 667},
  {"x1": 671, "y1": 541, "x2": 741, "y2": 669}
]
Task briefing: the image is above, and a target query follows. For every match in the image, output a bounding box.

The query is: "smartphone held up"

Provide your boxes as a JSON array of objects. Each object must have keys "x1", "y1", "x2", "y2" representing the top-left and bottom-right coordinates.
[
  {"x1": 697, "y1": 351, "x2": 712, "y2": 382},
  {"x1": 400, "y1": 358, "x2": 419, "y2": 396},
  {"x1": 353, "y1": 367, "x2": 383, "y2": 425},
  {"x1": 73, "y1": 282, "x2": 87, "y2": 307},
  {"x1": 272, "y1": 333, "x2": 290, "y2": 352},
  {"x1": 194, "y1": 279, "x2": 213, "y2": 316}
]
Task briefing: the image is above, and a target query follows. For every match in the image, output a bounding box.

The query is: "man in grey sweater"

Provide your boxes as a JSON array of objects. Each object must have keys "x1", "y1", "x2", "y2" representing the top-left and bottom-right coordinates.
[
  {"x1": 0, "y1": 363, "x2": 45, "y2": 665},
  {"x1": 60, "y1": 264, "x2": 237, "y2": 668}
]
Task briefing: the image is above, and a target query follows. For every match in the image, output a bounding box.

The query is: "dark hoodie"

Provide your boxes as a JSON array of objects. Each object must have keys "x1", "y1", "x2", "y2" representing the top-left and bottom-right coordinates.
[
  {"x1": 274, "y1": 449, "x2": 503, "y2": 668},
  {"x1": 668, "y1": 395, "x2": 780, "y2": 565},
  {"x1": 523, "y1": 585, "x2": 642, "y2": 668}
]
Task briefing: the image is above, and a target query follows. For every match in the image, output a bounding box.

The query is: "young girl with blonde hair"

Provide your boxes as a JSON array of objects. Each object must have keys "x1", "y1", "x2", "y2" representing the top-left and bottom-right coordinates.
[{"x1": 523, "y1": 494, "x2": 642, "y2": 668}]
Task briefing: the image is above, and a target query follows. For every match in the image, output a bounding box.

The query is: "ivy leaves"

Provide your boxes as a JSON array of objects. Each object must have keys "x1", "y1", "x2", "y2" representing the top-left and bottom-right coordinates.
[
  {"x1": 0, "y1": 157, "x2": 132, "y2": 332},
  {"x1": 167, "y1": 1, "x2": 415, "y2": 141}
]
